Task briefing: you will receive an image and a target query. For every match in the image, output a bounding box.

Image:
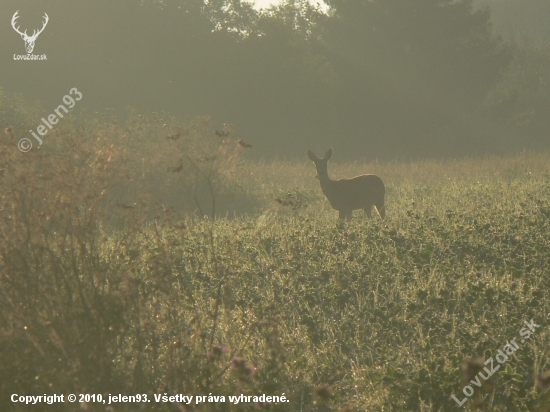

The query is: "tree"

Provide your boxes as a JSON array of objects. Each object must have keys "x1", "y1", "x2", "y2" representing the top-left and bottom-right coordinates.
[{"x1": 318, "y1": 0, "x2": 512, "y2": 157}]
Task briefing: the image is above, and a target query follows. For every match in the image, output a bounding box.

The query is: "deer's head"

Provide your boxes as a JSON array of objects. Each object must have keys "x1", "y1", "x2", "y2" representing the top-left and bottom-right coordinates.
[
  {"x1": 307, "y1": 148, "x2": 333, "y2": 180},
  {"x1": 12, "y1": 11, "x2": 49, "y2": 54}
]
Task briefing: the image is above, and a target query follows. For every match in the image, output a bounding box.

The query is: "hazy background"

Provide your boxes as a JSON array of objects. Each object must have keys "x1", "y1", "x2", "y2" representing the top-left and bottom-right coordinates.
[{"x1": 1, "y1": 0, "x2": 549, "y2": 160}]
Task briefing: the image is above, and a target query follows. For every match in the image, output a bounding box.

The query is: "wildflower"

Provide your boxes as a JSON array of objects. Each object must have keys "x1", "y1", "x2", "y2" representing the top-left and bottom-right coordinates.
[{"x1": 231, "y1": 357, "x2": 256, "y2": 379}]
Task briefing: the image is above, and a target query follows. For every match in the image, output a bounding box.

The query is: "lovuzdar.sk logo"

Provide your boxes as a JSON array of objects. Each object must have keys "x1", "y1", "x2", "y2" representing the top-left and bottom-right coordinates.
[{"x1": 11, "y1": 10, "x2": 49, "y2": 61}]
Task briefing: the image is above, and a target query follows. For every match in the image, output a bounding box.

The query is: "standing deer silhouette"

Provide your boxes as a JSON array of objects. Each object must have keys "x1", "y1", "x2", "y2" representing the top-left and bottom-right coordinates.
[{"x1": 307, "y1": 148, "x2": 385, "y2": 221}]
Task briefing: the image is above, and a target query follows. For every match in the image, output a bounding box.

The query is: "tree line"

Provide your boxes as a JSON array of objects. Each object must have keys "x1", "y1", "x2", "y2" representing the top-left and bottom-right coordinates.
[{"x1": 1, "y1": 0, "x2": 549, "y2": 159}]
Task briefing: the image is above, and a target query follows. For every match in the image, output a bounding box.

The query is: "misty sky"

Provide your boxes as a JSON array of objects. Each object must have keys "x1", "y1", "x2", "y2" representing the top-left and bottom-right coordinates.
[
  {"x1": 253, "y1": 0, "x2": 278, "y2": 8},
  {"x1": 254, "y1": 0, "x2": 328, "y2": 10}
]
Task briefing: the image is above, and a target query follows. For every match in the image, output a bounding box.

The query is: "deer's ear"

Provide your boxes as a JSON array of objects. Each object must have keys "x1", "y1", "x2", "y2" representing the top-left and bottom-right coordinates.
[
  {"x1": 307, "y1": 150, "x2": 318, "y2": 161},
  {"x1": 324, "y1": 148, "x2": 333, "y2": 160}
]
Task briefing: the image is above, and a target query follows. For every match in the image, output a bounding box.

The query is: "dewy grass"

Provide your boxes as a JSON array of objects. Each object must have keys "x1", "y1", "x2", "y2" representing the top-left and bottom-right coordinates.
[{"x1": 2, "y1": 96, "x2": 550, "y2": 410}]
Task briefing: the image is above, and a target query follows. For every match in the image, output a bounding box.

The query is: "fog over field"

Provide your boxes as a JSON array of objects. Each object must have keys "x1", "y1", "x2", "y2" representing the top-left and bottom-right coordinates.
[{"x1": 1, "y1": 1, "x2": 550, "y2": 411}]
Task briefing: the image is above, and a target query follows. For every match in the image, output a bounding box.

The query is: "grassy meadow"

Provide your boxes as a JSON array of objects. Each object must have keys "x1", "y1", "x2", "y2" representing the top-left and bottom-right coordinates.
[{"x1": 2, "y1": 106, "x2": 550, "y2": 411}]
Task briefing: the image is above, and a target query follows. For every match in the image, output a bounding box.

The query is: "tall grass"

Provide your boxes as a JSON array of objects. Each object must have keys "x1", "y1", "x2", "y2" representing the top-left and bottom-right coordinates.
[{"x1": 2, "y1": 93, "x2": 550, "y2": 411}]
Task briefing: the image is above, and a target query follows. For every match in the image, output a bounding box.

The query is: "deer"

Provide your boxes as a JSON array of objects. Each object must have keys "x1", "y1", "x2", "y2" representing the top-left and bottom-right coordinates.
[
  {"x1": 11, "y1": 11, "x2": 49, "y2": 54},
  {"x1": 307, "y1": 148, "x2": 385, "y2": 221}
]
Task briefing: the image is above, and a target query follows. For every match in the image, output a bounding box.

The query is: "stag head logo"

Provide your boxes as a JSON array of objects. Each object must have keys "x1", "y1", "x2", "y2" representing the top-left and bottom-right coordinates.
[{"x1": 11, "y1": 11, "x2": 49, "y2": 54}]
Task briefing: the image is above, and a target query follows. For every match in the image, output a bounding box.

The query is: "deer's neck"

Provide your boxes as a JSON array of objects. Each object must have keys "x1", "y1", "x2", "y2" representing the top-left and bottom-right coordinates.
[{"x1": 317, "y1": 172, "x2": 334, "y2": 188}]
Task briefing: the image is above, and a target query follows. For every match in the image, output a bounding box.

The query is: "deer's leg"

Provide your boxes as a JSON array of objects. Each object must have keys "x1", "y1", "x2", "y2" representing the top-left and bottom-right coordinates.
[
  {"x1": 376, "y1": 203, "x2": 386, "y2": 220},
  {"x1": 364, "y1": 205, "x2": 372, "y2": 219},
  {"x1": 375, "y1": 198, "x2": 385, "y2": 220},
  {"x1": 339, "y1": 210, "x2": 352, "y2": 221}
]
